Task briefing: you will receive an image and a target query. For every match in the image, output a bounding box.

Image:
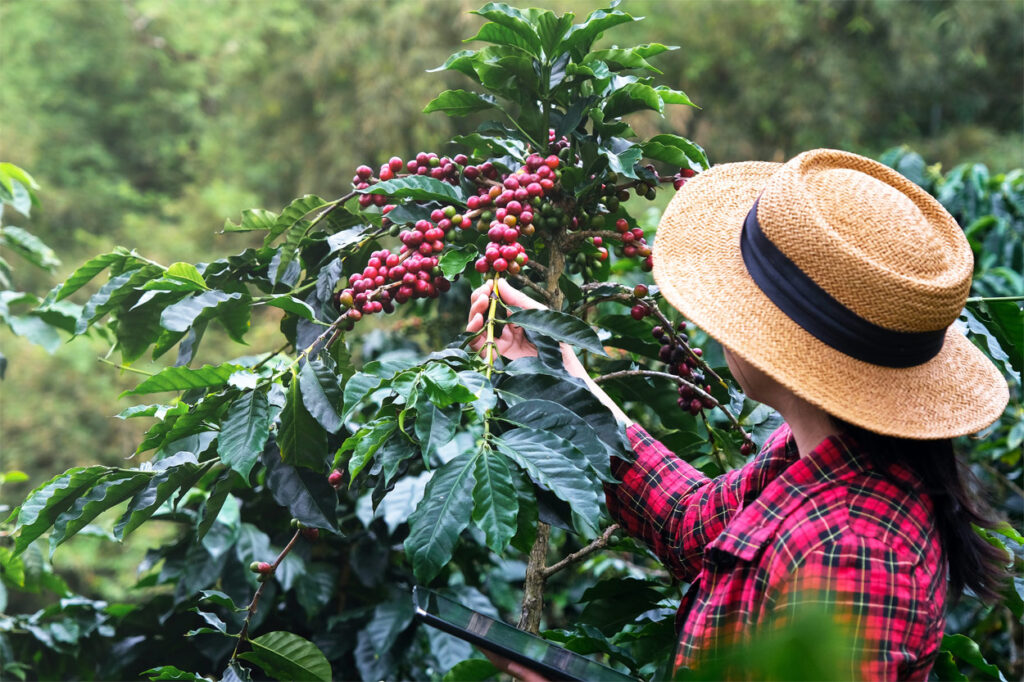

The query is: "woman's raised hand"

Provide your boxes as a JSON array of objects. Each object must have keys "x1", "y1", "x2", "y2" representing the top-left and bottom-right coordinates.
[{"x1": 466, "y1": 279, "x2": 544, "y2": 361}]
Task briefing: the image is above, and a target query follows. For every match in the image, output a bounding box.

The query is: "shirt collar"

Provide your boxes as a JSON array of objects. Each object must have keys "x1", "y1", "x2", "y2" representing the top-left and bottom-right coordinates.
[{"x1": 709, "y1": 428, "x2": 870, "y2": 561}]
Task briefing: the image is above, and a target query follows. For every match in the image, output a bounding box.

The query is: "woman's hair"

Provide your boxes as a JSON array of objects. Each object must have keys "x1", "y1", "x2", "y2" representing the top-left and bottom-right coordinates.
[{"x1": 836, "y1": 419, "x2": 1010, "y2": 604}]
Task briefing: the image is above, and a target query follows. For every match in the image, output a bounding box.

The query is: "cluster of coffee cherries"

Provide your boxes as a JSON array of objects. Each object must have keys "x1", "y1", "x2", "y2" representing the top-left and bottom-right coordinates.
[
  {"x1": 652, "y1": 321, "x2": 715, "y2": 416},
  {"x1": 672, "y1": 167, "x2": 698, "y2": 189},
  {"x1": 470, "y1": 153, "x2": 560, "y2": 273},
  {"x1": 355, "y1": 153, "x2": 468, "y2": 208},
  {"x1": 333, "y1": 243, "x2": 451, "y2": 322}
]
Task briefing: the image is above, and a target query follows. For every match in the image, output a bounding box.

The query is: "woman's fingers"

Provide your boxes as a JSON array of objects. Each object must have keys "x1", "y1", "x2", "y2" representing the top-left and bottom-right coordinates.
[
  {"x1": 467, "y1": 312, "x2": 484, "y2": 335},
  {"x1": 496, "y1": 278, "x2": 546, "y2": 310}
]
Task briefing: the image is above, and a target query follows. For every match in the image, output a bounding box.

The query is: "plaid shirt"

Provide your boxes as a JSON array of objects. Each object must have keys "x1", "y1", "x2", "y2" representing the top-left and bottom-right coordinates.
[{"x1": 605, "y1": 423, "x2": 946, "y2": 680}]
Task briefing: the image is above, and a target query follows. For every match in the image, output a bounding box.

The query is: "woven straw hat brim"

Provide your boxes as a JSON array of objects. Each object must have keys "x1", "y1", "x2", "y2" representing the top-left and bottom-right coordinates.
[{"x1": 653, "y1": 161, "x2": 1009, "y2": 440}]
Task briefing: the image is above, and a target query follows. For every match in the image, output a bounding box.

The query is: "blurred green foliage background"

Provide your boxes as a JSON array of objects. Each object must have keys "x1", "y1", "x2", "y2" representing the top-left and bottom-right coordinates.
[{"x1": 1, "y1": 0, "x2": 1021, "y2": 603}]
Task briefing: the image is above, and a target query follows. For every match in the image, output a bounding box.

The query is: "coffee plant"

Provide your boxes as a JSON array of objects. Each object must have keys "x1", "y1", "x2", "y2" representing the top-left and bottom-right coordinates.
[{"x1": 2, "y1": 5, "x2": 1020, "y2": 681}]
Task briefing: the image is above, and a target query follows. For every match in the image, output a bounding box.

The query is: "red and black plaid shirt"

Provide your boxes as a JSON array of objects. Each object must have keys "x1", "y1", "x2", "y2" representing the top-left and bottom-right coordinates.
[{"x1": 605, "y1": 423, "x2": 946, "y2": 680}]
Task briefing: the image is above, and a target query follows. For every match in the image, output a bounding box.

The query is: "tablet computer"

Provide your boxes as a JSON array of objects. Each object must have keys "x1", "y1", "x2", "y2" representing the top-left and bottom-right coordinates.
[{"x1": 412, "y1": 586, "x2": 636, "y2": 681}]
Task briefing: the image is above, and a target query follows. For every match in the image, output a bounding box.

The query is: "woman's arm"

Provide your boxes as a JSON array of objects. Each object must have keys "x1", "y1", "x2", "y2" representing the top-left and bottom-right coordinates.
[{"x1": 466, "y1": 281, "x2": 789, "y2": 580}]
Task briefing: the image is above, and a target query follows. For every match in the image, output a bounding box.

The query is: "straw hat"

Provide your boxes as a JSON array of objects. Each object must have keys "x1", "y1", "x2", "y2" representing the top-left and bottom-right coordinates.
[{"x1": 652, "y1": 148, "x2": 1009, "y2": 439}]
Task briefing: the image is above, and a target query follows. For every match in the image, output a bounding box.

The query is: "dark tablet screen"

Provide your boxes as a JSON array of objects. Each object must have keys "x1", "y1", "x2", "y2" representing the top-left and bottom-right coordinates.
[{"x1": 412, "y1": 586, "x2": 635, "y2": 681}]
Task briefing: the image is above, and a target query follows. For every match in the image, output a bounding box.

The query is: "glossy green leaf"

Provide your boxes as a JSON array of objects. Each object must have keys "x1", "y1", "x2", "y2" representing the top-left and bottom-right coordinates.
[
  {"x1": 495, "y1": 427, "x2": 601, "y2": 531},
  {"x1": 142, "y1": 666, "x2": 207, "y2": 681},
  {"x1": 239, "y1": 631, "x2": 332, "y2": 682},
  {"x1": 217, "y1": 389, "x2": 272, "y2": 479},
  {"x1": 443, "y1": 659, "x2": 499, "y2": 682},
  {"x1": 471, "y1": 447, "x2": 518, "y2": 552},
  {"x1": 654, "y1": 85, "x2": 697, "y2": 108},
  {"x1": 165, "y1": 262, "x2": 207, "y2": 288},
  {"x1": 585, "y1": 45, "x2": 672, "y2": 73},
  {"x1": 506, "y1": 308, "x2": 607, "y2": 356},
  {"x1": 45, "y1": 470, "x2": 149, "y2": 553},
  {"x1": 11, "y1": 466, "x2": 112, "y2": 555},
  {"x1": 345, "y1": 418, "x2": 397, "y2": 480},
  {"x1": 6, "y1": 314, "x2": 61, "y2": 353},
  {"x1": 299, "y1": 360, "x2": 343, "y2": 434},
  {"x1": 361, "y1": 176, "x2": 466, "y2": 206},
  {"x1": 75, "y1": 264, "x2": 162, "y2": 334},
  {"x1": 423, "y1": 89, "x2": 498, "y2": 116},
  {"x1": 422, "y1": 363, "x2": 478, "y2": 407},
  {"x1": 294, "y1": 564, "x2": 338, "y2": 620},
  {"x1": 364, "y1": 598, "x2": 416, "y2": 653},
  {"x1": 223, "y1": 208, "x2": 278, "y2": 233},
  {"x1": 500, "y1": 399, "x2": 614, "y2": 481},
  {"x1": 604, "y1": 82, "x2": 663, "y2": 118},
  {"x1": 470, "y1": 3, "x2": 541, "y2": 55},
  {"x1": 160, "y1": 290, "x2": 243, "y2": 333},
  {"x1": 415, "y1": 395, "x2": 459, "y2": 465},
  {"x1": 114, "y1": 452, "x2": 206, "y2": 538},
  {"x1": 563, "y1": 7, "x2": 636, "y2": 56},
  {"x1": 279, "y1": 375, "x2": 329, "y2": 471},
  {"x1": 0, "y1": 225, "x2": 59, "y2": 272},
  {"x1": 940, "y1": 634, "x2": 1004, "y2": 680},
  {"x1": 439, "y1": 245, "x2": 478, "y2": 278},
  {"x1": 54, "y1": 248, "x2": 136, "y2": 301},
  {"x1": 404, "y1": 451, "x2": 478, "y2": 583},
  {"x1": 121, "y1": 363, "x2": 243, "y2": 397},
  {"x1": 265, "y1": 195, "x2": 328, "y2": 246},
  {"x1": 265, "y1": 296, "x2": 317, "y2": 321},
  {"x1": 643, "y1": 134, "x2": 709, "y2": 170},
  {"x1": 342, "y1": 372, "x2": 383, "y2": 421},
  {"x1": 262, "y1": 446, "x2": 338, "y2": 531}
]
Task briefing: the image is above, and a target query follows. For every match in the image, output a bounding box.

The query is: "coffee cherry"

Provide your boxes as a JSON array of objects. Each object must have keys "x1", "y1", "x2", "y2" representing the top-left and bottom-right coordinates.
[
  {"x1": 633, "y1": 284, "x2": 649, "y2": 298},
  {"x1": 301, "y1": 527, "x2": 320, "y2": 541},
  {"x1": 328, "y1": 469, "x2": 343, "y2": 488},
  {"x1": 740, "y1": 441, "x2": 755, "y2": 456},
  {"x1": 688, "y1": 399, "x2": 703, "y2": 416},
  {"x1": 630, "y1": 304, "x2": 648, "y2": 321},
  {"x1": 652, "y1": 325, "x2": 664, "y2": 339}
]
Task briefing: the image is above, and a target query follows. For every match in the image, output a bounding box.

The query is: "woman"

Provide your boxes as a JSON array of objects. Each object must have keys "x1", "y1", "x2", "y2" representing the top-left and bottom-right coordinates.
[{"x1": 466, "y1": 149, "x2": 1009, "y2": 680}]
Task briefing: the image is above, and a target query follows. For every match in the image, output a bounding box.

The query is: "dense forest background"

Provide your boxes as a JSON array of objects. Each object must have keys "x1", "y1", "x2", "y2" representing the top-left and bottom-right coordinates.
[{"x1": 1, "y1": 0, "x2": 1021, "y2": 633}]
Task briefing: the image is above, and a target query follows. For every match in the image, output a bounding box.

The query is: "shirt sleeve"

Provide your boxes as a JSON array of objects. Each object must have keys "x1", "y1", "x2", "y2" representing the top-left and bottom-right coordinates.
[{"x1": 604, "y1": 422, "x2": 796, "y2": 581}]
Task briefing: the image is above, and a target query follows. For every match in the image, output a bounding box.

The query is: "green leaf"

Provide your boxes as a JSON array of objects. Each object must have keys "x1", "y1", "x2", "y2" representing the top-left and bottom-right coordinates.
[
  {"x1": 6, "y1": 314, "x2": 61, "y2": 353},
  {"x1": 279, "y1": 375, "x2": 329, "y2": 471},
  {"x1": 54, "y1": 248, "x2": 135, "y2": 301},
  {"x1": 585, "y1": 45, "x2": 673, "y2": 73},
  {"x1": 604, "y1": 82, "x2": 663, "y2": 118},
  {"x1": 605, "y1": 145, "x2": 643, "y2": 179},
  {"x1": 940, "y1": 634, "x2": 1004, "y2": 680},
  {"x1": 535, "y1": 9, "x2": 574, "y2": 57},
  {"x1": 265, "y1": 195, "x2": 328, "y2": 246},
  {"x1": 470, "y1": 4, "x2": 542, "y2": 56},
  {"x1": 495, "y1": 427, "x2": 601, "y2": 531},
  {"x1": 443, "y1": 659, "x2": 499, "y2": 682},
  {"x1": 364, "y1": 598, "x2": 416, "y2": 654},
  {"x1": 45, "y1": 470, "x2": 153, "y2": 554},
  {"x1": 423, "y1": 89, "x2": 498, "y2": 117},
  {"x1": 223, "y1": 208, "x2": 278, "y2": 233},
  {"x1": 506, "y1": 308, "x2": 607, "y2": 356},
  {"x1": 142, "y1": 665, "x2": 207, "y2": 681},
  {"x1": 465, "y1": 22, "x2": 537, "y2": 56},
  {"x1": 160, "y1": 290, "x2": 244, "y2": 333},
  {"x1": 262, "y1": 446, "x2": 338, "y2": 531},
  {"x1": 239, "y1": 631, "x2": 332, "y2": 682},
  {"x1": 0, "y1": 226, "x2": 59, "y2": 272},
  {"x1": 265, "y1": 296, "x2": 317, "y2": 321},
  {"x1": 500, "y1": 399, "x2": 614, "y2": 481},
  {"x1": 643, "y1": 134, "x2": 709, "y2": 170},
  {"x1": 11, "y1": 466, "x2": 112, "y2": 555},
  {"x1": 75, "y1": 264, "x2": 162, "y2": 334},
  {"x1": 342, "y1": 372, "x2": 383, "y2": 421},
  {"x1": 563, "y1": 8, "x2": 636, "y2": 56},
  {"x1": 362, "y1": 176, "x2": 466, "y2": 206},
  {"x1": 217, "y1": 389, "x2": 272, "y2": 480},
  {"x1": 438, "y1": 245, "x2": 478, "y2": 278},
  {"x1": 654, "y1": 85, "x2": 697, "y2": 108},
  {"x1": 471, "y1": 447, "x2": 518, "y2": 552},
  {"x1": 121, "y1": 363, "x2": 243, "y2": 397},
  {"x1": 345, "y1": 418, "x2": 397, "y2": 480},
  {"x1": 299, "y1": 360, "x2": 343, "y2": 434},
  {"x1": 114, "y1": 453, "x2": 206, "y2": 538},
  {"x1": 404, "y1": 451, "x2": 478, "y2": 583},
  {"x1": 165, "y1": 262, "x2": 207, "y2": 288},
  {"x1": 422, "y1": 363, "x2": 478, "y2": 407},
  {"x1": 415, "y1": 396, "x2": 459, "y2": 465}
]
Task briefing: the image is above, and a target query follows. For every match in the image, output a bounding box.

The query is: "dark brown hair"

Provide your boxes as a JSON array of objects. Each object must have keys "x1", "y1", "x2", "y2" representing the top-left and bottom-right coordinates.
[{"x1": 838, "y1": 420, "x2": 1010, "y2": 604}]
